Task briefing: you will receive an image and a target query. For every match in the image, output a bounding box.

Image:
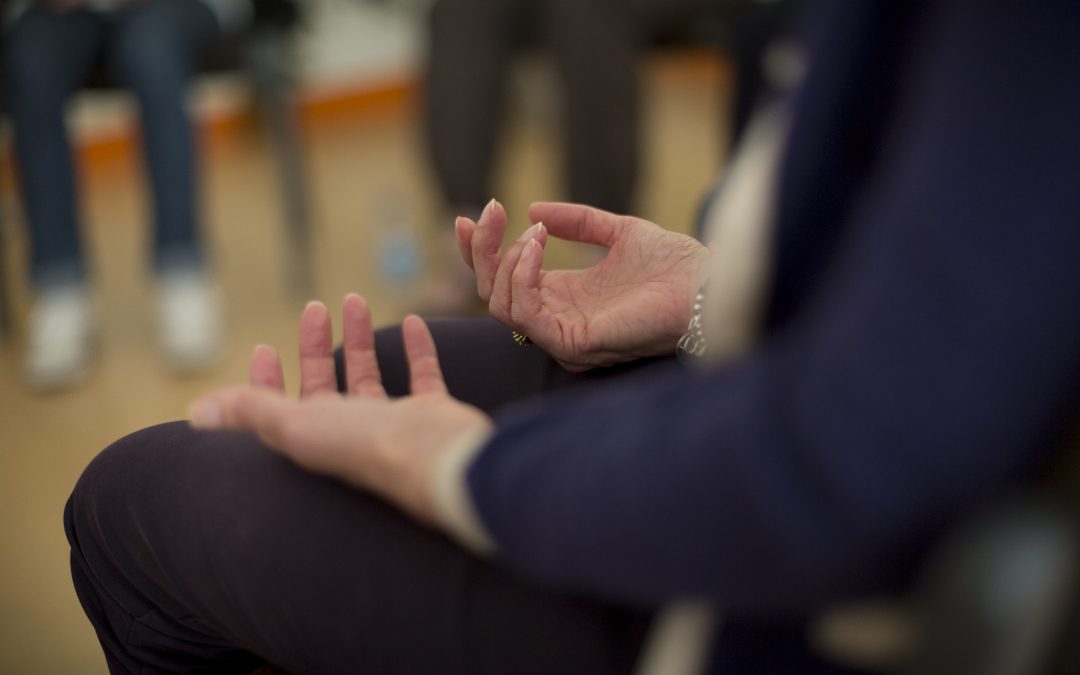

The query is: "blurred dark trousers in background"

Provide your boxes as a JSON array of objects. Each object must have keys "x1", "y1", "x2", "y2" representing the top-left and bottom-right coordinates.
[{"x1": 3, "y1": 0, "x2": 219, "y2": 288}]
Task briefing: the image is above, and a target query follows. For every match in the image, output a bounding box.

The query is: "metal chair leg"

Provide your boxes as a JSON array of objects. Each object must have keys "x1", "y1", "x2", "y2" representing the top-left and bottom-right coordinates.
[
  {"x1": 247, "y1": 28, "x2": 313, "y2": 297},
  {"x1": 0, "y1": 202, "x2": 11, "y2": 343}
]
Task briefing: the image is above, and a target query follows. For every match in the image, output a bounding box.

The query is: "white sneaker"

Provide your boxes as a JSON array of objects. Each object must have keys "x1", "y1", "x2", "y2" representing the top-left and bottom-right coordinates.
[
  {"x1": 24, "y1": 285, "x2": 96, "y2": 391},
  {"x1": 158, "y1": 271, "x2": 224, "y2": 373}
]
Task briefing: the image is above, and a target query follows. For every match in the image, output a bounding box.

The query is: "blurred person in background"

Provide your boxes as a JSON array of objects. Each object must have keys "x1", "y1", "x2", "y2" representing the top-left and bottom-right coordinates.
[
  {"x1": 3, "y1": 0, "x2": 251, "y2": 390},
  {"x1": 65, "y1": 1, "x2": 1080, "y2": 674},
  {"x1": 423, "y1": 0, "x2": 716, "y2": 312}
]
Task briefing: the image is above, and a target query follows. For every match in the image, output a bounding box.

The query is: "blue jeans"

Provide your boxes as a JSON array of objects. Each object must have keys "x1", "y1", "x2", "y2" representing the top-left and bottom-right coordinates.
[{"x1": 3, "y1": 0, "x2": 220, "y2": 288}]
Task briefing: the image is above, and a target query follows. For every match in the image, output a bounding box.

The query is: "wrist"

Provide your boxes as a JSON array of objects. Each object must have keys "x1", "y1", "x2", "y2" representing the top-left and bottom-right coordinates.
[
  {"x1": 430, "y1": 427, "x2": 498, "y2": 554},
  {"x1": 378, "y1": 402, "x2": 493, "y2": 526},
  {"x1": 671, "y1": 241, "x2": 712, "y2": 353}
]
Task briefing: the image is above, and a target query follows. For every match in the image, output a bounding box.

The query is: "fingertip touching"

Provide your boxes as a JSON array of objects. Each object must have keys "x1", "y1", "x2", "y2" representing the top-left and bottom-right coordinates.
[{"x1": 528, "y1": 202, "x2": 621, "y2": 247}]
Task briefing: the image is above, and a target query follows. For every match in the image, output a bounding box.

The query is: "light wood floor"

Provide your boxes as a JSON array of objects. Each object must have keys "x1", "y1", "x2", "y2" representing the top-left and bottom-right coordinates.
[{"x1": 0, "y1": 54, "x2": 728, "y2": 674}]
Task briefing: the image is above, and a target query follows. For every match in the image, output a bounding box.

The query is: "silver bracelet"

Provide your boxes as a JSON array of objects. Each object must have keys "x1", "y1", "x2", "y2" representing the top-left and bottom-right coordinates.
[{"x1": 676, "y1": 285, "x2": 708, "y2": 361}]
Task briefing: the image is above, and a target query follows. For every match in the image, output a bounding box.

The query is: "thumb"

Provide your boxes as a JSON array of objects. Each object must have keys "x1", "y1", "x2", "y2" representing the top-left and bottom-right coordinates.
[
  {"x1": 189, "y1": 386, "x2": 290, "y2": 444},
  {"x1": 527, "y1": 202, "x2": 628, "y2": 248}
]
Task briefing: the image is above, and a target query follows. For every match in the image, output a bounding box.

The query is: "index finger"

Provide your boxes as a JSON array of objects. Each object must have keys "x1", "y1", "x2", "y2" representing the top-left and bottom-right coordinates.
[
  {"x1": 401, "y1": 315, "x2": 447, "y2": 396},
  {"x1": 249, "y1": 344, "x2": 285, "y2": 392}
]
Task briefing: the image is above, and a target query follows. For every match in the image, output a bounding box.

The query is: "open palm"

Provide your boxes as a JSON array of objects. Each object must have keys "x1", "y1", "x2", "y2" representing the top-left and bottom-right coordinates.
[
  {"x1": 189, "y1": 297, "x2": 492, "y2": 524},
  {"x1": 457, "y1": 201, "x2": 709, "y2": 371}
]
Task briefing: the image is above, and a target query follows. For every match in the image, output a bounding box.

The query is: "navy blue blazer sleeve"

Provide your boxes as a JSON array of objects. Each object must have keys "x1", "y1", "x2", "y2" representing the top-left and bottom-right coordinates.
[{"x1": 465, "y1": 0, "x2": 1080, "y2": 612}]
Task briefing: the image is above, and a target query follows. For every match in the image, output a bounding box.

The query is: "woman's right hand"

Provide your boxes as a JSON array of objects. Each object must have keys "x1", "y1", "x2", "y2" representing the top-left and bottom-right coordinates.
[{"x1": 456, "y1": 201, "x2": 710, "y2": 372}]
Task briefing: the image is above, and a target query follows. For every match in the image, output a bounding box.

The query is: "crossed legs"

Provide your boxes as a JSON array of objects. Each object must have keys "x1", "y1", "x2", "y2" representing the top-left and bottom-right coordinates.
[{"x1": 66, "y1": 317, "x2": 655, "y2": 674}]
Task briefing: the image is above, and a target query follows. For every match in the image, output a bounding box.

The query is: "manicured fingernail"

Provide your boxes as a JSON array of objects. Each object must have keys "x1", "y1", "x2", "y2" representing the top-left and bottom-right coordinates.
[
  {"x1": 522, "y1": 238, "x2": 540, "y2": 259},
  {"x1": 517, "y1": 223, "x2": 541, "y2": 242},
  {"x1": 305, "y1": 300, "x2": 326, "y2": 311},
  {"x1": 483, "y1": 198, "x2": 495, "y2": 218},
  {"x1": 189, "y1": 398, "x2": 222, "y2": 429}
]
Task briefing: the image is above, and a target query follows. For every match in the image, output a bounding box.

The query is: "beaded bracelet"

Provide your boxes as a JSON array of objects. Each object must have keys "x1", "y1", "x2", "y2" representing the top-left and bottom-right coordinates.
[{"x1": 676, "y1": 285, "x2": 708, "y2": 361}]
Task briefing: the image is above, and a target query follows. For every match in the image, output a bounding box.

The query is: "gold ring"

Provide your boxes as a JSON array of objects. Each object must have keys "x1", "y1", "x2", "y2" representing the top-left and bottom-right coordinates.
[{"x1": 512, "y1": 330, "x2": 532, "y2": 346}]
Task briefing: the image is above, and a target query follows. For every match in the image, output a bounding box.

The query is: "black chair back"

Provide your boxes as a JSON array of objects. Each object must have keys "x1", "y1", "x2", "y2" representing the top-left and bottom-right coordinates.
[{"x1": 899, "y1": 409, "x2": 1080, "y2": 675}]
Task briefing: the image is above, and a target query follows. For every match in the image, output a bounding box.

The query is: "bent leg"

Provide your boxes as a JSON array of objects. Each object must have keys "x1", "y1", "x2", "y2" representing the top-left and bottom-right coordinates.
[
  {"x1": 544, "y1": 0, "x2": 640, "y2": 213},
  {"x1": 106, "y1": 0, "x2": 219, "y2": 273},
  {"x1": 424, "y1": 0, "x2": 523, "y2": 212},
  {"x1": 4, "y1": 7, "x2": 103, "y2": 286},
  {"x1": 341, "y1": 316, "x2": 671, "y2": 413},
  {"x1": 66, "y1": 421, "x2": 650, "y2": 674}
]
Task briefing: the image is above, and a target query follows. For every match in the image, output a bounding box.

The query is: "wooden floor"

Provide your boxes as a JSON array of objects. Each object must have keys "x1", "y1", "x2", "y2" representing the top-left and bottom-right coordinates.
[{"x1": 0, "y1": 54, "x2": 728, "y2": 674}]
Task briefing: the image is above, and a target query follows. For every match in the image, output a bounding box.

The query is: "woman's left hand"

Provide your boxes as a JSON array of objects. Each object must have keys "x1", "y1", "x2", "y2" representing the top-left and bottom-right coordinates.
[{"x1": 188, "y1": 295, "x2": 493, "y2": 524}]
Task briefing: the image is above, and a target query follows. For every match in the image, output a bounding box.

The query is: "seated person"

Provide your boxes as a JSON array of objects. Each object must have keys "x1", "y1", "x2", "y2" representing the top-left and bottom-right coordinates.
[
  {"x1": 63, "y1": 0, "x2": 1080, "y2": 673},
  {"x1": 3, "y1": 0, "x2": 250, "y2": 389}
]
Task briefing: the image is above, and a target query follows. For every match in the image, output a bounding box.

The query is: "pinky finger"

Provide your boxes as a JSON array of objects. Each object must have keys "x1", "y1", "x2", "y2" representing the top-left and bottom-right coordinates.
[
  {"x1": 455, "y1": 217, "x2": 476, "y2": 270},
  {"x1": 402, "y1": 315, "x2": 448, "y2": 396}
]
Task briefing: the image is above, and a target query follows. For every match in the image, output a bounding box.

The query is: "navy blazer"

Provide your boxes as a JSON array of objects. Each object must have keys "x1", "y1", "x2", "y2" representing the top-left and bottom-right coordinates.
[{"x1": 467, "y1": 0, "x2": 1080, "y2": 672}]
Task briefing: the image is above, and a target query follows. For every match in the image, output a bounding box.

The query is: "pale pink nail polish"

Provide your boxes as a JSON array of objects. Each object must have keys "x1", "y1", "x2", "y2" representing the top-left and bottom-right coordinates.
[
  {"x1": 517, "y1": 223, "x2": 540, "y2": 242},
  {"x1": 523, "y1": 238, "x2": 541, "y2": 259}
]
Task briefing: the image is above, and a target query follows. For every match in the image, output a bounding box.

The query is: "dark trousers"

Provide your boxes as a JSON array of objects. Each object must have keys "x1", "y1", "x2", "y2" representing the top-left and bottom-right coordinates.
[
  {"x1": 3, "y1": 0, "x2": 218, "y2": 287},
  {"x1": 65, "y1": 317, "x2": 655, "y2": 674},
  {"x1": 424, "y1": 0, "x2": 641, "y2": 215}
]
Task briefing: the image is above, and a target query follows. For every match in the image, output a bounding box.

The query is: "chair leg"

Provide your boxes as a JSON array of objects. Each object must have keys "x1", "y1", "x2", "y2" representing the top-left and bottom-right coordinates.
[
  {"x1": 0, "y1": 204, "x2": 11, "y2": 343},
  {"x1": 247, "y1": 28, "x2": 313, "y2": 297}
]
